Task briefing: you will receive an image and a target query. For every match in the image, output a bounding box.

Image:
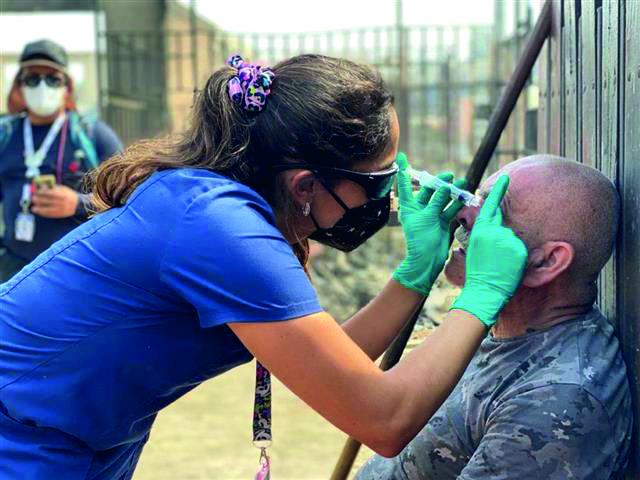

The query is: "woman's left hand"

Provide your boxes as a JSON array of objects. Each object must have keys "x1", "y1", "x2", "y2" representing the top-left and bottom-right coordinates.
[{"x1": 391, "y1": 153, "x2": 466, "y2": 295}]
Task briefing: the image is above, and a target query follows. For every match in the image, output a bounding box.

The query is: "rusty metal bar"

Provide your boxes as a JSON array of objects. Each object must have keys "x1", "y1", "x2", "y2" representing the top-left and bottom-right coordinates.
[
  {"x1": 465, "y1": 0, "x2": 551, "y2": 190},
  {"x1": 329, "y1": 2, "x2": 552, "y2": 479}
]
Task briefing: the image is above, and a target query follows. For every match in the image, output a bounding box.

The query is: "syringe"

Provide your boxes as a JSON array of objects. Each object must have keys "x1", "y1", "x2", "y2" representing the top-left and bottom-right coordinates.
[{"x1": 405, "y1": 166, "x2": 481, "y2": 207}]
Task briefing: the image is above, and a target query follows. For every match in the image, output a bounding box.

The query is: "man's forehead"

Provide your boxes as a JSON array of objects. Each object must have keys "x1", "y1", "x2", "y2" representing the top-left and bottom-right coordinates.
[
  {"x1": 478, "y1": 172, "x2": 503, "y2": 197},
  {"x1": 478, "y1": 162, "x2": 544, "y2": 196}
]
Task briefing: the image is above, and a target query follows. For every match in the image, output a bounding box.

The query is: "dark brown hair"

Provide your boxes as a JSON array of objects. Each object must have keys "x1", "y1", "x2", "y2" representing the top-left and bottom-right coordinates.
[{"x1": 91, "y1": 54, "x2": 394, "y2": 266}]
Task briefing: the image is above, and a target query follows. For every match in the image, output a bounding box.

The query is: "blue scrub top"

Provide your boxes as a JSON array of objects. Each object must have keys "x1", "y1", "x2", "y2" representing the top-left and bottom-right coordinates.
[{"x1": 0, "y1": 169, "x2": 322, "y2": 479}]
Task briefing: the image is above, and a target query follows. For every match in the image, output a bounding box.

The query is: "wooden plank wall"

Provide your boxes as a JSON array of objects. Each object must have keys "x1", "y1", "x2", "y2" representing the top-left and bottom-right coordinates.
[
  {"x1": 537, "y1": 0, "x2": 640, "y2": 476},
  {"x1": 619, "y1": 1, "x2": 640, "y2": 473}
]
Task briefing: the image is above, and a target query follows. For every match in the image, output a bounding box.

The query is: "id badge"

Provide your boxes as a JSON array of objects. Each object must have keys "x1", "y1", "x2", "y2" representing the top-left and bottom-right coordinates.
[{"x1": 15, "y1": 212, "x2": 36, "y2": 242}]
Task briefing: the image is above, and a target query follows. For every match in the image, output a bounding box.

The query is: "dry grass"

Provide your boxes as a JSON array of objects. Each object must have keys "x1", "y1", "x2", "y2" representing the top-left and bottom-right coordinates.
[
  {"x1": 135, "y1": 283, "x2": 457, "y2": 479},
  {"x1": 134, "y1": 361, "x2": 374, "y2": 480}
]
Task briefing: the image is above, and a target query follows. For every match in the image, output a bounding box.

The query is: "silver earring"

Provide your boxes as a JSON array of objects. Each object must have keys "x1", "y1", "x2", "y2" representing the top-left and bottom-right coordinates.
[{"x1": 302, "y1": 202, "x2": 311, "y2": 217}]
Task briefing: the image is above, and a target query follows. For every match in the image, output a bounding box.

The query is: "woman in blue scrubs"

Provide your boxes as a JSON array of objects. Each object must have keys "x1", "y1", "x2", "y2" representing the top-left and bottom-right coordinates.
[{"x1": 0, "y1": 54, "x2": 527, "y2": 479}]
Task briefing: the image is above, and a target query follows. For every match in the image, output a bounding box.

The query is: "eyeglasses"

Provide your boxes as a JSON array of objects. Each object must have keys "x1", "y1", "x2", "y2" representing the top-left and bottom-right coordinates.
[
  {"x1": 271, "y1": 163, "x2": 399, "y2": 200},
  {"x1": 20, "y1": 73, "x2": 66, "y2": 88}
]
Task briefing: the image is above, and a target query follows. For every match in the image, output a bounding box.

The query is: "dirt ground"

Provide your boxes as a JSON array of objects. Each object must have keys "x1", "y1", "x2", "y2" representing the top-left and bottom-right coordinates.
[
  {"x1": 134, "y1": 361, "x2": 374, "y2": 480},
  {"x1": 135, "y1": 283, "x2": 457, "y2": 479}
]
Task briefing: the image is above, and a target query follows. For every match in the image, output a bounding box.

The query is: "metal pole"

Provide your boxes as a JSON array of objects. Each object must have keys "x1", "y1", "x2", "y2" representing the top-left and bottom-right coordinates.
[
  {"x1": 329, "y1": 3, "x2": 552, "y2": 479},
  {"x1": 490, "y1": 0, "x2": 505, "y2": 169},
  {"x1": 465, "y1": 0, "x2": 551, "y2": 189}
]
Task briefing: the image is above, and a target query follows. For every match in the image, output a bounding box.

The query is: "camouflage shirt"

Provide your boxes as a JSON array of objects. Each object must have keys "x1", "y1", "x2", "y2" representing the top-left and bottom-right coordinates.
[{"x1": 357, "y1": 307, "x2": 632, "y2": 480}]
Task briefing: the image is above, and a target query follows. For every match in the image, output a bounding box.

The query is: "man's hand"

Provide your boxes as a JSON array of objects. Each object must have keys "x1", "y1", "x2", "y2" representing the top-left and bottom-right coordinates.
[{"x1": 31, "y1": 185, "x2": 79, "y2": 218}]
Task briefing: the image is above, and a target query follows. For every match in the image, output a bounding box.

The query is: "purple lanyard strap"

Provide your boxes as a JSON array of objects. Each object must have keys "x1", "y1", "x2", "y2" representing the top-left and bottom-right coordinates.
[{"x1": 253, "y1": 361, "x2": 272, "y2": 479}]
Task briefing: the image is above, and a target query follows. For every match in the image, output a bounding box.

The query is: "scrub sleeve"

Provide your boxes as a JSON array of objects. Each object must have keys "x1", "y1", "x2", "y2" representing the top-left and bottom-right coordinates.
[{"x1": 0, "y1": 170, "x2": 323, "y2": 480}]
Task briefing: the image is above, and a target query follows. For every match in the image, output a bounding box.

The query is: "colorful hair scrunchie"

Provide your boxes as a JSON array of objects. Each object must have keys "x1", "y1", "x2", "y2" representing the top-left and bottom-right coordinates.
[{"x1": 227, "y1": 54, "x2": 275, "y2": 113}]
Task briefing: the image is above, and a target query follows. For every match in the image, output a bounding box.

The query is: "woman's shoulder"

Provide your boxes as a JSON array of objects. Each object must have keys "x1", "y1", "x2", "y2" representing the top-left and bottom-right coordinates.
[
  {"x1": 137, "y1": 167, "x2": 277, "y2": 225},
  {"x1": 158, "y1": 168, "x2": 268, "y2": 201}
]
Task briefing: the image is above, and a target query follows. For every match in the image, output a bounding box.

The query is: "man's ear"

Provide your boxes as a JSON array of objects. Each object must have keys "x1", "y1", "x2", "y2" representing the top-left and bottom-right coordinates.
[
  {"x1": 522, "y1": 241, "x2": 575, "y2": 288},
  {"x1": 287, "y1": 170, "x2": 318, "y2": 208}
]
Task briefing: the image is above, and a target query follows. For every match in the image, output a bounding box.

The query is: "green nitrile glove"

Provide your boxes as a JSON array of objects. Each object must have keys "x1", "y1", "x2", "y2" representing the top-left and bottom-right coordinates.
[
  {"x1": 392, "y1": 152, "x2": 466, "y2": 295},
  {"x1": 450, "y1": 175, "x2": 528, "y2": 328}
]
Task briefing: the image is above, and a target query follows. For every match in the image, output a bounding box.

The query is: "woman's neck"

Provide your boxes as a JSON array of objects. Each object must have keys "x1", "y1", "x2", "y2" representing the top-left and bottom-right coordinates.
[{"x1": 276, "y1": 211, "x2": 315, "y2": 245}]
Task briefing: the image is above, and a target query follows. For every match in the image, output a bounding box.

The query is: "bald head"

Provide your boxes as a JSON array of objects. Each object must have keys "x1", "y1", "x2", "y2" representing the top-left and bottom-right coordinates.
[{"x1": 482, "y1": 155, "x2": 619, "y2": 283}]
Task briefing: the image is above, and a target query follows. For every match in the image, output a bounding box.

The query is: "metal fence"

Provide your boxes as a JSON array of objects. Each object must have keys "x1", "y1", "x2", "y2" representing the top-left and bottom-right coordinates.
[
  {"x1": 96, "y1": 32, "x2": 168, "y2": 144},
  {"x1": 97, "y1": 18, "x2": 537, "y2": 174}
]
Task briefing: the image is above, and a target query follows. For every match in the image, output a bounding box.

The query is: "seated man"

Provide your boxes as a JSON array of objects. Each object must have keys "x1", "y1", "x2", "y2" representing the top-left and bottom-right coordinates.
[{"x1": 357, "y1": 155, "x2": 632, "y2": 479}]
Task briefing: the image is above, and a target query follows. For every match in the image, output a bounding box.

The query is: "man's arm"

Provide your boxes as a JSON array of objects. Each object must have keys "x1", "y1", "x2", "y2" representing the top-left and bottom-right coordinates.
[
  {"x1": 93, "y1": 120, "x2": 123, "y2": 162},
  {"x1": 356, "y1": 403, "x2": 471, "y2": 480},
  {"x1": 458, "y1": 384, "x2": 619, "y2": 480}
]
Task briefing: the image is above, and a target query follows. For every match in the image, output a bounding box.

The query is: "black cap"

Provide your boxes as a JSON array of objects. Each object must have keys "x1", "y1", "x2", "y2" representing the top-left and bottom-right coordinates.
[{"x1": 19, "y1": 39, "x2": 68, "y2": 72}]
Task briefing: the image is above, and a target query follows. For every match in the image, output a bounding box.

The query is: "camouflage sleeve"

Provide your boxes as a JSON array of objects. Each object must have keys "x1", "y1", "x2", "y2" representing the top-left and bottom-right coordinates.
[
  {"x1": 458, "y1": 384, "x2": 616, "y2": 480},
  {"x1": 356, "y1": 408, "x2": 471, "y2": 480}
]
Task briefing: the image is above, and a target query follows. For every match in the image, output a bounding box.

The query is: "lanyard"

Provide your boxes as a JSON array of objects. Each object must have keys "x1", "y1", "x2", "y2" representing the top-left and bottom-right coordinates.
[
  {"x1": 23, "y1": 113, "x2": 67, "y2": 179},
  {"x1": 55, "y1": 119, "x2": 69, "y2": 184},
  {"x1": 253, "y1": 361, "x2": 272, "y2": 479}
]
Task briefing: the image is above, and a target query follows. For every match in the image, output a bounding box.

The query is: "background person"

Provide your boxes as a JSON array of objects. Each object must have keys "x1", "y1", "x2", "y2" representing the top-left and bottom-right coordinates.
[
  {"x1": 0, "y1": 54, "x2": 527, "y2": 479},
  {"x1": 0, "y1": 39, "x2": 122, "y2": 282}
]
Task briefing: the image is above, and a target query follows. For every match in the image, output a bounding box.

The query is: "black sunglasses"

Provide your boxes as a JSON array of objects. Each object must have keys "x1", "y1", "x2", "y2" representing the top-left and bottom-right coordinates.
[
  {"x1": 271, "y1": 163, "x2": 399, "y2": 200},
  {"x1": 20, "y1": 73, "x2": 66, "y2": 88}
]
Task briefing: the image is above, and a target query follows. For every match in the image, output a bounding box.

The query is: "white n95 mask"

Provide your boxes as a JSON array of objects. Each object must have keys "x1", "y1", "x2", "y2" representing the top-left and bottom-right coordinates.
[{"x1": 21, "y1": 83, "x2": 66, "y2": 117}]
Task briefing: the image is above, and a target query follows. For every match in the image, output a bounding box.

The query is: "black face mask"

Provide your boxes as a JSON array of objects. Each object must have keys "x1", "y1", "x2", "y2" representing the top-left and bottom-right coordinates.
[{"x1": 309, "y1": 186, "x2": 391, "y2": 252}]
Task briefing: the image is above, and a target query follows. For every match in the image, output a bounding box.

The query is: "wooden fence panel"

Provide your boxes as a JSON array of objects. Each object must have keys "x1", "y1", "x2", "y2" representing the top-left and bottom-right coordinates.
[
  {"x1": 599, "y1": 0, "x2": 619, "y2": 343},
  {"x1": 620, "y1": 1, "x2": 640, "y2": 474},
  {"x1": 539, "y1": 0, "x2": 639, "y2": 475},
  {"x1": 580, "y1": 0, "x2": 597, "y2": 168},
  {"x1": 563, "y1": 0, "x2": 578, "y2": 159},
  {"x1": 537, "y1": 8, "x2": 550, "y2": 152},
  {"x1": 548, "y1": 0, "x2": 563, "y2": 154}
]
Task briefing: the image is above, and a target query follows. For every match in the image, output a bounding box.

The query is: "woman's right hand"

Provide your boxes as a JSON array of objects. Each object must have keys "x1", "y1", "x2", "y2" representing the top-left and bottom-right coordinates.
[
  {"x1": 392, "y1": 153, "x2": 465, "y2": 296},
  {"x1": 451, "y1": 175, "x2": 528, "y2": 328}
]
